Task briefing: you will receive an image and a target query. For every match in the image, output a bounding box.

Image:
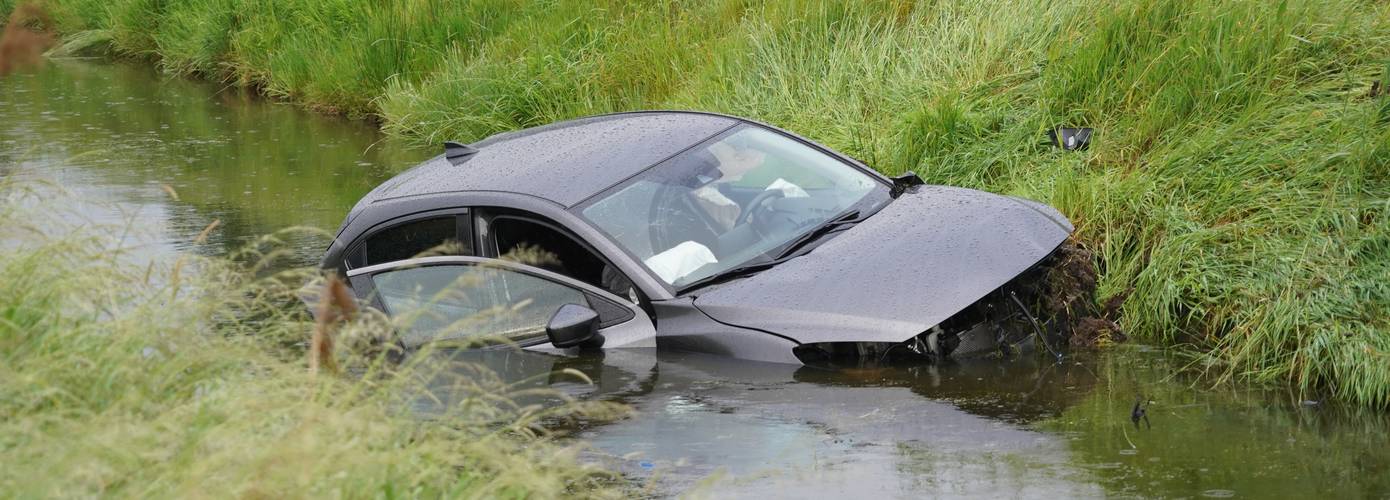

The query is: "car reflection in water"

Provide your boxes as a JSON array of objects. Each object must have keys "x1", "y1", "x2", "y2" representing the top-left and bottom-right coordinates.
[
  {"x1": 402, "y1": 347, "x2": 661, "y2": 419},
  {"x1": 400, "y1": 346, "x2": 1103, "y2": 497}
]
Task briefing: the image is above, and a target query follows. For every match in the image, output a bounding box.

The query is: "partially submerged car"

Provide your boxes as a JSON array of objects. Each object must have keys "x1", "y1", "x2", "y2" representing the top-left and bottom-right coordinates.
[{"x1": 321, "y1": 111, "x2": 1078, "y2": 366}]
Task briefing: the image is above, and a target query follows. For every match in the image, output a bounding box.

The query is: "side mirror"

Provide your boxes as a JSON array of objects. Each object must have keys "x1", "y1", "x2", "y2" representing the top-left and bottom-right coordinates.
[
  {"x1": 546, "y1": 303, "x2": 605, "y2": 349},
  {"x1": 889, "y1": 171, "x2": 925, "y2": 198}
]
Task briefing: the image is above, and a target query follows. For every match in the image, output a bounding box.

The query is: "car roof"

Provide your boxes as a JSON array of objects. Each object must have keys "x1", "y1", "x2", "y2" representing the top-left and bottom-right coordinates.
[{"x1": 352, "y1": 111, "x2": 740, "y2": 212}]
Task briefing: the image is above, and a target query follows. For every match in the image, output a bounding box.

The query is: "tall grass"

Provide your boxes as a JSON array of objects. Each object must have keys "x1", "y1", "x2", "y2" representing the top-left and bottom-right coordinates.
[
  {"x1": 0, "y1": 180, "x2": 625, "y2": 498},
  {"x1": 11, "y1": 0, "x2": 1390, "y2": 406}
]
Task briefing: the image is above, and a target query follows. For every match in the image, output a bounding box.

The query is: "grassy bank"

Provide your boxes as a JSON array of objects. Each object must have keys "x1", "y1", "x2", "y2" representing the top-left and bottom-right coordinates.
[
  {"x1": 10, "y1": 0, "x2": 1390, "y2": 407},
  {"x1": 0, "y1": 181, "x2": 623, "y2": 497}
]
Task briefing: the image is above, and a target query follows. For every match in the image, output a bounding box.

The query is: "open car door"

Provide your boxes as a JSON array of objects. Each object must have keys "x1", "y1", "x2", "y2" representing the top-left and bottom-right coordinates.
[{"x1": 345, "y1": 256, "x2": 656, "y2": 351}]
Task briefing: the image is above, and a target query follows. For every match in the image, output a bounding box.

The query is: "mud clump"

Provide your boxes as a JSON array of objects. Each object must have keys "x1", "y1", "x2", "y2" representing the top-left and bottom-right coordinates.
[
  {"x1": 1043, "y1": 239, "x2": 1099, "y2": 314},
  {"x1": 0, "y1": 3, "x2": 55, "y2": 77},
  {"x1": 1071, "y1": 317, "x2": 1126, "y2": 347},
  {"x1": 1035, "y1": 239, "x2": 1125, "y2": 348}
]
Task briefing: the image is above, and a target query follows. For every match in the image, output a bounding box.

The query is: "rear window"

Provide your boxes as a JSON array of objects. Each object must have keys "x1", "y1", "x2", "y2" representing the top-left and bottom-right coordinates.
[{"x1": 353, "y1": 216, "x2": 467, "y2": 267}]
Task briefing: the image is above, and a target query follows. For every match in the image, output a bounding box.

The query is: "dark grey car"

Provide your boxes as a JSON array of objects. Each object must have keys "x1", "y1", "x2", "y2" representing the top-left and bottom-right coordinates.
[{"x1": 321, "y1": 111, "x2": 1074, "y2": 365}]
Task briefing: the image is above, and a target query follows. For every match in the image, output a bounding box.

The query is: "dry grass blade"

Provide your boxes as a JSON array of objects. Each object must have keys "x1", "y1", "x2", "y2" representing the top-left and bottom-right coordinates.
[
  {"x1": 192, "y1": 218, "x2": 219, "y2": 244},
  {"x1": 159, "y1": 183, "x2": 180, "y2": 201},
  {"x1": 310, "y1": 274, "x2": 357, "y2": 375}
]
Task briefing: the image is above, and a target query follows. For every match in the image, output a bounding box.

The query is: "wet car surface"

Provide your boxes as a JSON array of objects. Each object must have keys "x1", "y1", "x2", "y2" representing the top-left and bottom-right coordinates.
[{"x1": 321, "y1": 111, "x2": 1080, "y2": 363}]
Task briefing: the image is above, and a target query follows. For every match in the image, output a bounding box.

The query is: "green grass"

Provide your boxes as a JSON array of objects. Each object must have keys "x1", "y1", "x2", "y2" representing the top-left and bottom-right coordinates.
[
  {"x1": 0, "y1": 181, "x2": 625, "y2": 498},
  {"x1": 11, "y1": 0, "x2": 1390, "y2": 407}
]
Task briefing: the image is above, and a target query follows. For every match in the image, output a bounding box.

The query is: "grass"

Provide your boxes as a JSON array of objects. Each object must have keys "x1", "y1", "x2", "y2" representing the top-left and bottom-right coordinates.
[
  {"x1": 7, "y1": 0, "x2": 1390, "y2": 407},
  {"x1": 0, "y1": 180, "x2": 626, "y2": 498}
]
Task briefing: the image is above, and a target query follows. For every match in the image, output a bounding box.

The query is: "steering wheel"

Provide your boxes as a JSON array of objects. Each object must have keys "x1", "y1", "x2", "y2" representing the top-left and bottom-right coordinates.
[
  {"x1": 736, "y1": 189, "x2": 787, "y2": 227},
  {"x1": 649, "y1": 183, "x2": 721, "y2": 254}
]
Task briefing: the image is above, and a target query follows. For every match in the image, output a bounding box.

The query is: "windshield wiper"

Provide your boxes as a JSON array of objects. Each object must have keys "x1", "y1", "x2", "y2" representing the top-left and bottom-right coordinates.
[
  {"x1": 771, "y1": 209, "x2": 865, "y2": 260},
  {"x1": 678, "y1": 209, "x2": 870, "y2": 293},
  {"x1": 677, "y1": 259, "x2": 779, "y2": 293}
]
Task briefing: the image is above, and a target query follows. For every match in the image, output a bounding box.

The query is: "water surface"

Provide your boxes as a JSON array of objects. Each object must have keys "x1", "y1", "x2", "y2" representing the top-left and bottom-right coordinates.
[
  {"x1": 1, "y1": 59, "x2": 420, "y2": 266},
  {"x1": 3, "y1": 60, "x2": 1386, "y2": 499}
]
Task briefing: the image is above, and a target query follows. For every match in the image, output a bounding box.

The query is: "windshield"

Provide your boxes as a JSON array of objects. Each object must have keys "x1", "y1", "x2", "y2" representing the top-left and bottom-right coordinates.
[{"x1": 579, "y1": 125, "x2": 890, "y2": 289}]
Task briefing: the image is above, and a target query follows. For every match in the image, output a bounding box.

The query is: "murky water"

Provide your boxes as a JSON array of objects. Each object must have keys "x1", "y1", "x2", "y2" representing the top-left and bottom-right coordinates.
[
  {"x1": 0, "y1": 59, "x2": 420, "y2": 267},
  {"x1": 5, "y1": 60, "x2": 1388, "y2": 498}
]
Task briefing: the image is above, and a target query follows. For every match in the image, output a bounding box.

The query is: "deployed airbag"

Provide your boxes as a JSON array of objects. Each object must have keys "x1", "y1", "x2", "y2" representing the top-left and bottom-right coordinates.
[{"x1": 645, "y1": 240, "x2": 717, "y2": 284}]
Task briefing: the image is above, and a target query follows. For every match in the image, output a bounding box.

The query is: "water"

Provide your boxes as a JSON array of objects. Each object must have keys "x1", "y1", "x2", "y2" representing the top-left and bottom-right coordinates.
[
  {"x1": 0, "y1": 59, "x2": 421, "y2": 267},
  {"x1": 4, "y1": 60, "x2": 1388, "y2": 498}
]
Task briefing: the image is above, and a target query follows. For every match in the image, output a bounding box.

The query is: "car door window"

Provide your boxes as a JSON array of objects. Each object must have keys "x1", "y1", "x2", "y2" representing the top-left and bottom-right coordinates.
[
  {"x1": 490, "y1": 215, "x2": 637, "y2": 301},
  {"x1": 354, "y1": 216, "x2": 470, "y2": 268},
  {"x1": 371, "y1": 263, "x2": 588, "y2": 347}
]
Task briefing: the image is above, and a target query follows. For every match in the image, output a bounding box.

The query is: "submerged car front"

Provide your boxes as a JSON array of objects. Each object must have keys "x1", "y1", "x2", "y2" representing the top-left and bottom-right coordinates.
[{"x1": 576, "y1": 119, "x2": 1079, "y2": 366}]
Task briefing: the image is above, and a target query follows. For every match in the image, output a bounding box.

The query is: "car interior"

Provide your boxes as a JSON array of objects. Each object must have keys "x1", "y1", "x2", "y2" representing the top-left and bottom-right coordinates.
[{"x1": 490, "y1": 216, "x2": 636, "y2": 300}]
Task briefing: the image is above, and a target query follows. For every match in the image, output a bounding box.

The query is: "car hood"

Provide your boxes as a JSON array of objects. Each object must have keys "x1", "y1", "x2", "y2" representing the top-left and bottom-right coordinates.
[{"x1": 692, "y1": 185, "x2": 1072, "y2": 345}]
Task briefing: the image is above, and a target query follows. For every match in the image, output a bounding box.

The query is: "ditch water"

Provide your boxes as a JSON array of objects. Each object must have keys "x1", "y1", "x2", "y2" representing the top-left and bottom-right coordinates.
[{"x1": 4, "y1": 60, "x2": 1387, "y2": 498}]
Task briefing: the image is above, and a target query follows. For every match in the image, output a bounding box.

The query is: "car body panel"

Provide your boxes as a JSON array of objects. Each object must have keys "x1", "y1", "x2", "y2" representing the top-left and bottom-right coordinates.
[
  {"x1": 352, "y1": 112, "x2": 737, "y2": 211},
  {"x1": 649, "y1": 298, "x2": 802, "y2": 364},
  {"x1": 691, "y1": 185, "x2": 1071, "y2": 345}
]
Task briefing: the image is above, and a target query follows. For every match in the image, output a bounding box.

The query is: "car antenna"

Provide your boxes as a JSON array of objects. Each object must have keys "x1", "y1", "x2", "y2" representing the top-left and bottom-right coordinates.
[{"x1": 443, "y1": 141, "x2": 480, "y2": 166}]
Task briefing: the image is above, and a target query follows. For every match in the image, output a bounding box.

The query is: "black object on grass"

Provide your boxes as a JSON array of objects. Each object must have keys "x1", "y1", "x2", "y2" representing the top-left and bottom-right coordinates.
[{"x1": 1048, "y1": 127, "x2": 1093, "y2": 151}]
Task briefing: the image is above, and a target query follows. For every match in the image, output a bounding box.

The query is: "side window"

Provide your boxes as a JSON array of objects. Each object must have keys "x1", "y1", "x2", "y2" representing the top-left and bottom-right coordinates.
[
  {"x1": 356, "y1": 216, "x2": 470, "y2": 267},
  {"x1": 492, "y1": 217, "x2": 636, "y2": 301},
  {"x1": 371, "y1": 264, "x2": 588, "y2": 347}
]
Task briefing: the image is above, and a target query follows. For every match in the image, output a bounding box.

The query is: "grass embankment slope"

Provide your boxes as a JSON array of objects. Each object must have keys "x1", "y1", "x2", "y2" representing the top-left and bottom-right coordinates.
[
  {"x1": 11, "y1": 0, "x2": 1390, "y2": 406},
  {"x1": 0, "y1": 183, "x2": 623, "y2": 496}
]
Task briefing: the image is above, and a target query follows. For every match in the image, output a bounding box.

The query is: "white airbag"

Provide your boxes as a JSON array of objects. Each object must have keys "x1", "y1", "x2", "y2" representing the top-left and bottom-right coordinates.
[
  {"x1": 644, "y1": 240, "x2": 717, "y2": 284},
  {"x1": 767, "y1": 177, "x2": 809, "y2": 198}
]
